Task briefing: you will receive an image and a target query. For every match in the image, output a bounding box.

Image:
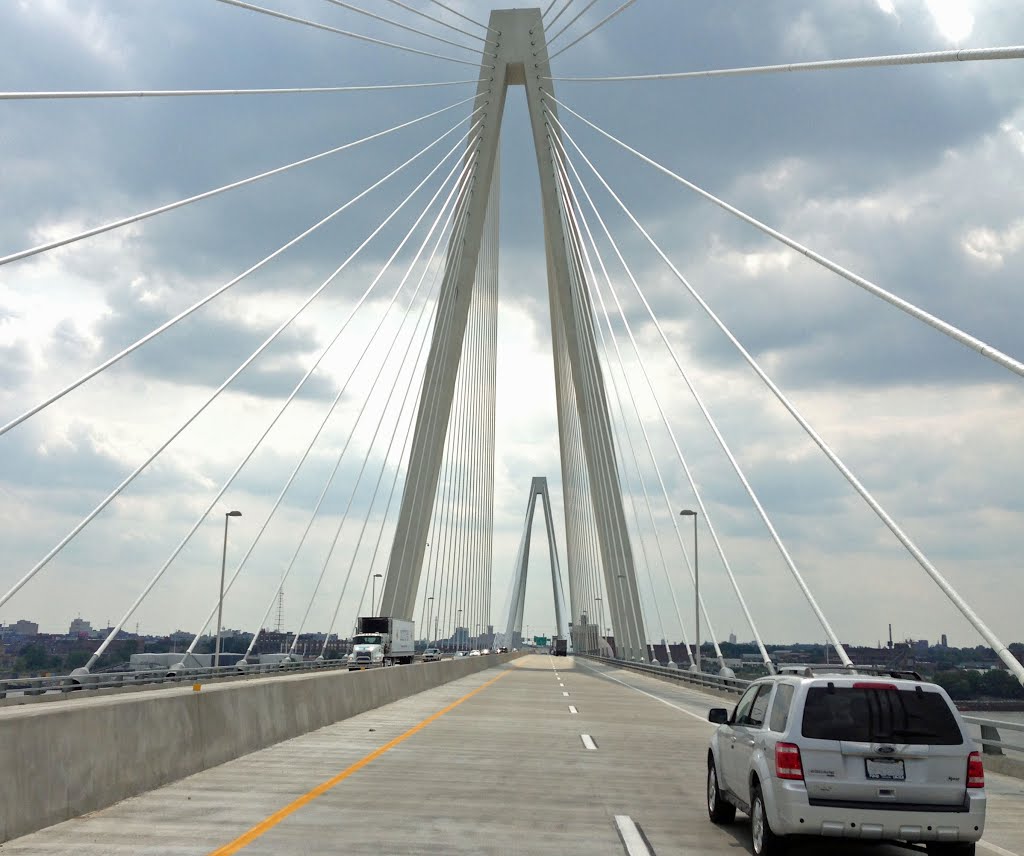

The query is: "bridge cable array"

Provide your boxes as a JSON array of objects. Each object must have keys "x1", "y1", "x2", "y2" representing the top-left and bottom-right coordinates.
[
  {"x1": 319, "y1": 0, "x2": 488, "y2": 56},
  {"x1": 179, "y1": 160, "x2": 473, "y2": 664},
  {"x1": 410, "y1": 150, "x2": 498, "y2": 650},
  {"x1": 212, "y1": 0, "x2": 486, "y2": 68},
  {"x1": 83, "y1": 124, "x2": 483, "y2": 670},
  {"x1": 0, "y1": 107, "x2": 483, "y2": 619},
  {"x1": 543, "y1": 98, "x2": 1024, "y2": 683},
  {"x1": 553, "y1": 137, "x2": 773, "y2": 670}
]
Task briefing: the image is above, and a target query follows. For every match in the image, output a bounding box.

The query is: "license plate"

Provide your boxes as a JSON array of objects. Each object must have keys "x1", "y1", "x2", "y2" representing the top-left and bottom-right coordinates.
[{"x1": 865, "y1": 758, "x2": 905, "y2": 781}]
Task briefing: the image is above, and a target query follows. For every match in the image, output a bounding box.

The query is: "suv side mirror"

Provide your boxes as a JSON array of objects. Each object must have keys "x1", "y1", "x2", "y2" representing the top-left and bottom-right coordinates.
[{"x1": 708, "y1": 708, "x2": 729, "y2": 724}]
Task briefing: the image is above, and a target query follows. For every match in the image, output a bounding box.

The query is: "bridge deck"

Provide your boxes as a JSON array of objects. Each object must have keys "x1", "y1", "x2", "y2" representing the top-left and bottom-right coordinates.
[{"x1": 5, "y1": 655, "x2": 1021, "y2": 855}]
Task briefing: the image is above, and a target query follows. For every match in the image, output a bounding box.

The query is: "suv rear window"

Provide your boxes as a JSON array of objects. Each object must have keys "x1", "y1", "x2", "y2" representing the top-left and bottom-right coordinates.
[{"x1": 801, "y1": 686, "x2": 963, "y2": 745}]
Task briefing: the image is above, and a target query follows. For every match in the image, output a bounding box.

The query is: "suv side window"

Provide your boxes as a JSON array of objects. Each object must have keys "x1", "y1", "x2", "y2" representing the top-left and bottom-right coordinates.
[
  {"x1": 742, "y1": 685, "x2": 771, "y2": 728},
  {"x1": 769, "y1": 683, "x2": 795, "y2": 732},
  {"x1": 732, "y1": 684, "x2": 761, "y2": 724}
]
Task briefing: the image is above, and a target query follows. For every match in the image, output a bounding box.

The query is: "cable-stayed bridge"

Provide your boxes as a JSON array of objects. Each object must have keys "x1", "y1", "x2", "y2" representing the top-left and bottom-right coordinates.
[{"x1": 1, "y1": 3, "x2": 1023, "y2": 853}]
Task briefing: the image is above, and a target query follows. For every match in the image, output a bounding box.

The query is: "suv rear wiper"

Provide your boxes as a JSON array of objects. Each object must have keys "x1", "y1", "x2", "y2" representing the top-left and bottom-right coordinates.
[{"x1": 887, "y1": 728, "x2": 940, "y2": 740}]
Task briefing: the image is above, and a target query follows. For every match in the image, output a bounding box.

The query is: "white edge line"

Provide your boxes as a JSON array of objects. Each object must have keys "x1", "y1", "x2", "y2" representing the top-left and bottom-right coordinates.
[
  {"x1": 981, "y1": 841, "x2": 1022, "y2": 856},
  {"x1": 577, "y1": 660, "x2": 712, "y2": 723},
  {"x1": 581, "y1": 733, "x2": 597, "y2": 750},
  {"x1": 614, "y1": 815, "x2": 651, "y2": 856}
]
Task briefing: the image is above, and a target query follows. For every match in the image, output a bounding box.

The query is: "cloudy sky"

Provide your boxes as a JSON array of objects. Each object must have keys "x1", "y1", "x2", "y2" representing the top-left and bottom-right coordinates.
[{"x1": 1, "y1": 1, "x2": 1022, "y2": 656}]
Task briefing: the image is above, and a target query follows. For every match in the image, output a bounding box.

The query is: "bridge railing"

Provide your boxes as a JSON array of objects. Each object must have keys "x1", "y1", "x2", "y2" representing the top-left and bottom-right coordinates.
[
  {"x1": 962, "y1": 715, "x2": 1024, "y2": 758},
  {"x1": 0, "y1": 657, "x2": 390, "y2": 702},
  {"x1": 577, "y1": 653, "x2": 1024, "y2": 760},
  {"x1": 575, "y1": 652, "x2": 748, "y2": 695}
]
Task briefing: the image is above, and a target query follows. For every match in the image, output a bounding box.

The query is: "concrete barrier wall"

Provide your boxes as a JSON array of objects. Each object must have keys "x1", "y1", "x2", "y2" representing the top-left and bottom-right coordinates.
[{"x1": 0, "y1": 653, "x2": 521, "y2": 843}]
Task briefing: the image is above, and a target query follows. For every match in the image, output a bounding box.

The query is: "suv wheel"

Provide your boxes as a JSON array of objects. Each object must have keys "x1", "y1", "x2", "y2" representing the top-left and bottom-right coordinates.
[
  {"x1": 926, "y1": 845, "x2": 976, "y2": 856},
  {"x1": 750, "y1": 784, "x2": 786, "y2": 856},
  {"x1": 707, "y1": 758, "x2": 736, "y2": 824}
]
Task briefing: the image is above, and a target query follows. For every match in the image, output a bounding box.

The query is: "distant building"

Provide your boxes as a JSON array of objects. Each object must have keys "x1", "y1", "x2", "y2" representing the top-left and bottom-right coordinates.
[
  {"x1": 3, "y1": 620, "x2": 39, "y2": 636},
  {"x1": 69, "y1": 617, "x2": 92, "y2": 637},
  {"x1": 728, "y1": 633, "x2": 737, "y2": 645},
  {"x1": 914, "y1": 639, "x2": 929, "y2": 651},
  {"x1": 941, "y1": 634, "x2": 948, "y2": 648}
]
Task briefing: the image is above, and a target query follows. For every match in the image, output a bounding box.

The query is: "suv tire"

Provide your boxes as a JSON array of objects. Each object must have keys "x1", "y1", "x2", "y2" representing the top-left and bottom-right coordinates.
[
  {"x1": 707, "y1": 758, "x2": 736, "y2": 824},
  {"x1": 926, "y1": 845, "x2": 976, "y2": 856},
  {"x1": 750, "y1": 783, "x2": 786, "y2": 856}
]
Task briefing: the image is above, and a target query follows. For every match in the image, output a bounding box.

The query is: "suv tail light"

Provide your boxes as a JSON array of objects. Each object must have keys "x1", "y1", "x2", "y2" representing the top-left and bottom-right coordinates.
[
  {"x1": 967, "y1": 751, "x2": 984, "y2": 788},
  {"x1": 775, "y1": 742, "x2": 804, "y2": 781}
]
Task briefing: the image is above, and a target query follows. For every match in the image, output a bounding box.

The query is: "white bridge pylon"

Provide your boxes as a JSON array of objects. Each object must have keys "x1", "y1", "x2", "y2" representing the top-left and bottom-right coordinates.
[
  {"x1": 496, "y1": 477, "x2": 570, "y2": 652},
  {"x1": 379, "y1": 7, "x2": 649, "y2": 660}
]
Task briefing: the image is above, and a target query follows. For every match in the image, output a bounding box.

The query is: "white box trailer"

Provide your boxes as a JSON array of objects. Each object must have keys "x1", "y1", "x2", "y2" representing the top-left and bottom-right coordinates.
[{"x1": 348, "y1": 617, "x2": 415, "y2": 669}]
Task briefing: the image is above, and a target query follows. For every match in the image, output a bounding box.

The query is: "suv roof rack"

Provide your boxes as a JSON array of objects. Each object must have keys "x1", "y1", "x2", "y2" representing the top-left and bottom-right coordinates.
[{"x1": 774, "y1": 663, "x2": 923, "y2": 681}]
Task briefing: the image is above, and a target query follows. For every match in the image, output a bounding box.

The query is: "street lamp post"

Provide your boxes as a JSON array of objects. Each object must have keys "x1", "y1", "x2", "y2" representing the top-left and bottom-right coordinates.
[
  {"x1": 457, "y1": 608, "x2": 463, "y2": 652},
  {"x1": 595, "y1": 596, "x2": 605, "y2": 654},
  {"x1": 371, "y1": 573, "x2": 383, "y2": 615},
  {"x1": 426, "y1": 596, "x2": 435, "y2": 646},
  {"x1": 680, "y1": 509, "x2": 699, "y2": 674},
  {"x1": 215, "y1": 510, "x2": 242, "y2": 669}
]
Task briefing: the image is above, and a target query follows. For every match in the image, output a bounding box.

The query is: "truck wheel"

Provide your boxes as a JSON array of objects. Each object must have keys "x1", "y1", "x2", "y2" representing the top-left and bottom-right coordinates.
[
  {"x1": 750, "y1": 784, "x2": 786, "y2": 855},
  {"x1": 707, "y1": 758, "x2": 736, "y2": 824}
]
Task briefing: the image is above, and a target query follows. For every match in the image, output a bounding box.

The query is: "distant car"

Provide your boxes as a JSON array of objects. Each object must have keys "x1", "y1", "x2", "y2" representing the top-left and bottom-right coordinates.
[
  {"x1": 706, "y1": 667, "x2": 986, "y2": 856},
  {"x1": 422, "y1": 648, "x2": 441, "y2": 662},
  {"x1": 481, "y1": 648, "x2": 491, "y2": 655},
  {"x1": 498, "y1": 646, "x2": 509, "y2": 653},
  {"x1": 454, "y1": 651, "x2": 468, "y2": 658},
  {"x1": 469, "y1": 649, "x2": 481, "y2": 657}
]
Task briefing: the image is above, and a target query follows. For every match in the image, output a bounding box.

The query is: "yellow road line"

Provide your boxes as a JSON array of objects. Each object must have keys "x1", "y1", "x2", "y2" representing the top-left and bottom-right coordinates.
[{"x1": 208, "y1": 664, "x2": 519, "y2": 855}]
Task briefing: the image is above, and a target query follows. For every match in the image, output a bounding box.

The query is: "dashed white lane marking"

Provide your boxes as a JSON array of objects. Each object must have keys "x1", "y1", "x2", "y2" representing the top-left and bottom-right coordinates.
[
  {"x1": 580, "y1": 734, "x2": 598, "y2": 750},
  {"x1": 981, "y1": 841, "x2": 1021, "y2": 856},
  {"x1": 576, "y1": 660, "x2": 711, "y2": 723},
  {"x1": 614, "y1": 815, "x2": 653, "y2": 855},
  {"x1": 562, "y1": 691, "x2": 569, "y2": 696},
  {"x1": 559, "y1": 682, "x2": 564, "y2": 686},
  {"x1": 568, "y1": 705, "x2": 578, "y2": 714}
]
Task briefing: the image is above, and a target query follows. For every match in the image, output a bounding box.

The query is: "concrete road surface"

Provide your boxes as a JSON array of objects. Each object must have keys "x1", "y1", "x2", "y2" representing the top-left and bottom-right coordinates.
[{"x1": 3, "y1": 655, "x2": 1021, "y2": 855}]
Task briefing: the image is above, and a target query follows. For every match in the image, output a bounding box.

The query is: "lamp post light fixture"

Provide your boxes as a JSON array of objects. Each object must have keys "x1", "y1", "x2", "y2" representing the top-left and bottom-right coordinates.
[
  {"x1": 680, "y1": 509, "x2": 699, "y2": 674},
  {"x1": 215, "y1": 510, "x2": 242, "y2": 669},
  {"x1": 371, "y1": 573, "x2": 383, "y2": 616}
]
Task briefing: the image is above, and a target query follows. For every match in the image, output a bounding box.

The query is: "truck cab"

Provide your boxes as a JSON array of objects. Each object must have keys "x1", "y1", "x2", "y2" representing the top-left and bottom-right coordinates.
[{"x1": 348, "y1": 633, "x2": 386, "y2": 670}]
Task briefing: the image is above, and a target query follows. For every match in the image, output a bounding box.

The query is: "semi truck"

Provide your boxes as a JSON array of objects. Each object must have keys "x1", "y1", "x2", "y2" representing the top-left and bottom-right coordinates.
[
  {"x1": 347, "y1": 616, "x2": 415, "y2": 670},
  {"x1": 551, "y1": 637, "x2": 568, "y2": 657}
]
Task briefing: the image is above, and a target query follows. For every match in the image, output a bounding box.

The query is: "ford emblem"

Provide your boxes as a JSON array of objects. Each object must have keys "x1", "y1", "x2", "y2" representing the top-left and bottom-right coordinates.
[{"x1": 877, "y1": 745, "x2": 896, "y2": 754}]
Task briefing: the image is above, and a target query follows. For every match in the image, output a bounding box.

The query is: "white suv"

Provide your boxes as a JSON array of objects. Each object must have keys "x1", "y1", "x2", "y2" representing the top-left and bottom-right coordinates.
[{"x1": 706, "y1": 668, "x2": 986, "y2": 855}]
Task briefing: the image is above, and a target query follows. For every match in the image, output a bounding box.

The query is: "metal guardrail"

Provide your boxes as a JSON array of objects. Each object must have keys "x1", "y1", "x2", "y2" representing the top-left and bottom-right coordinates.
[
  {"x1": 962, "y1": 715, "x2": 1024, "y2": 756},
  {"x1": 0, "y1": 656, "x2": 430, "y2": 702},
  {"x1": 578, "y1": 654, "x2": 1024, "y2": 757},
  {"x1": 576, "y1": 653, "x2": 750, "y2": 695}
]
